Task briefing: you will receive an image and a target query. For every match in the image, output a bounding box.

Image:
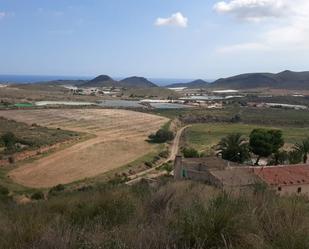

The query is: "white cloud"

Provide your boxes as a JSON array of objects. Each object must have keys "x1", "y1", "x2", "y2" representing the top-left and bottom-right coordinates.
[
  {"x1": 214, "y1": 0, "x2": 289, "y2": 22},
  {"x1": 155, "y1": 12, "x2": 188, "y2": 28},
  {"x1": 215, "y1": 0, "x2": 309, "y2": 52}
]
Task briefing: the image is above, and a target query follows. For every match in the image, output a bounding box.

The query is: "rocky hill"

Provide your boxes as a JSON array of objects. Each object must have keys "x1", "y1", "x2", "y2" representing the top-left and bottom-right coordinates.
[
  {"x1": 212, "y1": 70, "x2": 309, "y2": 90},
  {"x1": 80, "y1": 75, "x2": 158, "y2": 88},
  {"x1": 120, "y1": 76, "x2": 157, "y2": 88},
  {"x1": 79, "y1": 75, "x2": 118, "y2": 87}
]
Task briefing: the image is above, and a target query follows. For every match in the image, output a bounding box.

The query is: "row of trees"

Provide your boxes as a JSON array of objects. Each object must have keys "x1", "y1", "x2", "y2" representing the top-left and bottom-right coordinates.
[{"x1": 218, "y1": 129, "x2": 309, "y2": 165}]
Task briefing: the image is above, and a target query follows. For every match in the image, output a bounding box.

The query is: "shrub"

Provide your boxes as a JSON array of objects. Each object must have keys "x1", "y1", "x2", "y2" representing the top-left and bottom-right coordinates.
[
  {"x1": 288, "y1": 149, "x2": 303, "y2": 164},
  {"x1": 152, "y1": 156, "x2": 161, "y2": 163},
  {"x1": 69, "y1": 192, "x2": 136, "y2": 227},
  {"x1": 148, "y1": 129, "x2": 174, "y2": 143},
  {"x1": 8, "y1": 156, "x2": 15, "y2": 164},
  {"x1": 145, "y1": 161, "x2": 153, "y2": 168},
  {"x1": 48, "y1": 184, "x2": 65, "y2": 195},
  {"x1": 183, "y1": 147, "x2": 200, "y2": 158},
  {"x1": 108, "y1": 175, "x2": 128, "y2": 185},
  {"x1": 0, "y1": 185, "x2": 9, "y2": 196},
  {"x1": 161, "y1": 163, "x2": 173, "y2": 173},
  {"x1": 159, "y1": 150, "x2": 169, "y2": 158},
  {"x1": 1, "y1": 132, "x2": 17, "y2": 153},
  {"x1": 31, "y1": 191, "x2": 44, "y2": 200}
]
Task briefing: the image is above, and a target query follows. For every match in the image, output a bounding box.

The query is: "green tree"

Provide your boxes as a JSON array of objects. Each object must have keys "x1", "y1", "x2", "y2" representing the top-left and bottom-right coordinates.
[
  {"x1": 270, "y1": 150, "x2": 288, "y2": 165},
  {"x1": 294, "y1": 138, "x2": 309, "y2": 163},
  {"x1": 148, "y1": 129, "x2": 174, "y2": 143},
  {"x1": 288, "y1": 149, "x2": 303, "y2": 164},
  {"x1": 1, "y1": 132, "x2": 17, "y2": 152},
  {"x1": 217, "y1": 133, "x2": 250, "y2": 163},
  {"x1": 249, "y1": 129, "x2": 284, "y2": 165}
]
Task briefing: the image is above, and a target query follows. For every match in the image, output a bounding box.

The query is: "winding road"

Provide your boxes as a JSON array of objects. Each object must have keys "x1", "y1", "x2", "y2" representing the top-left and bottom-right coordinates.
[{"x1": 126, "y1": 125, "x2": 189, "y2": 185}]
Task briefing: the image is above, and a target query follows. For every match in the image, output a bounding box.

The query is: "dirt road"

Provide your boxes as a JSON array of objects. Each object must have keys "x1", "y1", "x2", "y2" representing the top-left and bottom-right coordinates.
[
  {"x1": 1, "y1": 109, "x2": 168, "y2": 188},
  {"x1": 126, "y1": 125, "x2": 189, "y2": 185}
]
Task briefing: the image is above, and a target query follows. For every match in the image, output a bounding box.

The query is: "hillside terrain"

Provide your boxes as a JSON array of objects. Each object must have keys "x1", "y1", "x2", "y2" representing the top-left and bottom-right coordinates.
[
  {"x1": 211, "y1": 70, "x2": 309, "y2": 90},
  {"x1": 80, "y1": 75, "x2": 159, "y2": 88},
  {"x1": 167, "y1": 79, "x2": 209, "y2": 88},
  {"x1": 120, "y1": 76, "x2": 157, "y2": 88}
]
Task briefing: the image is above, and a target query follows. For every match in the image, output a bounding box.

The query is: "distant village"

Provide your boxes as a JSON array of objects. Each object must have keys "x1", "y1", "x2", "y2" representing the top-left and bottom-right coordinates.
[{"x1": 63, "y1": 84, "x2": 308, "y2": 110}]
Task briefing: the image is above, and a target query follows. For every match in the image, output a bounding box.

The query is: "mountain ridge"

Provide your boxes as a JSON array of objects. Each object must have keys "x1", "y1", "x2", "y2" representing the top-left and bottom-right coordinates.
[
  {"x1": 211, "y1": 70, "x2": 309, "y2": 90},
  {"x1": 80, "y1": 75, "x2": 158, "y2": 88}
]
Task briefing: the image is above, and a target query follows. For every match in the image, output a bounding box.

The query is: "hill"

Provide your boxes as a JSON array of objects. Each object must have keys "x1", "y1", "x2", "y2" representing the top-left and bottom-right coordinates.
[
  {"x1": 120, "y1": 76, "x2": 157, "y2": 88},
  {"x1": 80, "y1": 75, "x2": 118, "y2": 87},
  {"x1": 80, "y1": 75, "x2": 158, "y2": 88},
  {"x1": 167, "y1": 79, "x2": 209, "y2": 88},
  {"x1": 211, "y1": 70, "x2": 309, "y2": 90}
]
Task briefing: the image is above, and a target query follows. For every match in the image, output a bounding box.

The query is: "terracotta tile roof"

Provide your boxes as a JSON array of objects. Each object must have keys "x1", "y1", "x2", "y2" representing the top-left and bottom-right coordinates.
[{"x1": 253, "y1": 165, "x2": 309, "y2": 186}]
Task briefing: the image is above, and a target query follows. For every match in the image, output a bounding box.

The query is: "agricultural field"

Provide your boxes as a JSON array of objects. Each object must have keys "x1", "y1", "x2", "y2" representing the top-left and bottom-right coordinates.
[
  {"x1": 0, "y1": 117, "x2": 79, "y2": 150},
  {"x1": 0, "y1": 109, "x2": 168, "y2": 188},
  {"x1": 152, "y1": 106, "x2": 309, "y2": 127},
  {"x1": 184, "y1": 123, "x2": 309, "y2": 153}
]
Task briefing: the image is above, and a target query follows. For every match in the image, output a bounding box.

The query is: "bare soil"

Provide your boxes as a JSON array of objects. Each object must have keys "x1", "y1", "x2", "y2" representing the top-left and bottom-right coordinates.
[{"x1": 0, "y1": 109, "x2": 168, "y2": 188}]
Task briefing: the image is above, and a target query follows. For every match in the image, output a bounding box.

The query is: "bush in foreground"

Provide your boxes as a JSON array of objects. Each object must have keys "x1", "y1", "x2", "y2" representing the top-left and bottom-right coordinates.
[{"x1": 0, "y1": 181, "x2": 308, "y2": 249}]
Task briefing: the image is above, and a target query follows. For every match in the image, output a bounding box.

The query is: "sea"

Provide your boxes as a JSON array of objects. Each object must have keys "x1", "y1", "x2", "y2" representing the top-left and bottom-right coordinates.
[
  {"x1": 0, "y1": 75, "x2": 91, "y2": 84},
  {"x1": 0, "y1": 74, "x2": 209, "y2": 86}
]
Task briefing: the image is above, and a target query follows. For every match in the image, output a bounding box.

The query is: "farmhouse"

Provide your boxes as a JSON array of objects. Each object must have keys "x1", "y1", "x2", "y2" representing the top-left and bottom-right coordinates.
[
  {"x1": 174, "y1": 156, "x2": 258, "y2": 192},
  {"x1": 253, "y1": 165, "x2": 309, "y2": 195},
  {"x1": 174, "y1": 156, "x2": 309, "y2": 195}
]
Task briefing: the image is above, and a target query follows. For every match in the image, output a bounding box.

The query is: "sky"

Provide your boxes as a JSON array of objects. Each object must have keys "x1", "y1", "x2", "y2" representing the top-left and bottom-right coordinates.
[{"x1": 1, "y1": 0, "x2": 309, "y2": 79}]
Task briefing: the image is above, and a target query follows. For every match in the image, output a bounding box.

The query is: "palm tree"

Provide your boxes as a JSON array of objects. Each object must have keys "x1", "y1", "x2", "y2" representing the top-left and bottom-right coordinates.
[
  {"x1": 217, "y1": 133, "x2": 249, "y2": 163},
  {"x1": 294, "y1": 138, "x2": 309, "y2": 163}
]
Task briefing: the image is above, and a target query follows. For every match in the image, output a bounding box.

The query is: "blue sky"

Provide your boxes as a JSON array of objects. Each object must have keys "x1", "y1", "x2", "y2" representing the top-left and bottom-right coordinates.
[{"x1": 1, "y1": 0, "x2": 309, "y2": 79}]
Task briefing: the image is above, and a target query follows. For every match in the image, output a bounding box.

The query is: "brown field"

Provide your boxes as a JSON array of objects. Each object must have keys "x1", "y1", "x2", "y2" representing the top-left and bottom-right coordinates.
[{"x1": 0, "y1": 109, "x2": 168, "y2": 188}]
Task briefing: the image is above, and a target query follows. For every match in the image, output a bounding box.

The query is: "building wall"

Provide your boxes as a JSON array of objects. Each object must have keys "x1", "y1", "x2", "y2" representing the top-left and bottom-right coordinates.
[
  {"x1": 174, "y1": 157, "x2": 224, "y2": 187},
  {"x1": 275, "y1": 184, "x2": 309, "y2": 196},
  {"x1": 174, "y1": 156, "x2": 183, "y2": 180},
  {"x1": 187, "y1": 169, "x2": 220, "y2": 186}
]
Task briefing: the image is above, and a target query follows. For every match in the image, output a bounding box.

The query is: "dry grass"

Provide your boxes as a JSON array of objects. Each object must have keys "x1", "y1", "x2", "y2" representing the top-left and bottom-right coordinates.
[
  {"x1": 0, "y1": 109, "x2": 168, "y2": 187},
  {"x1": 0, "y1": 180, "x2": 308, "y2": 249}
]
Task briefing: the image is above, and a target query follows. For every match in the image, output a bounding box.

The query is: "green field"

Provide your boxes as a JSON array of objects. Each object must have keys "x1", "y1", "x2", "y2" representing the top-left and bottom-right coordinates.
[
  {"x1": 184, "y1": 123, "x2": 309, "y2": 152},
  {"x1": 152, "y1": 106, "x2": 309, "y2": 127}
]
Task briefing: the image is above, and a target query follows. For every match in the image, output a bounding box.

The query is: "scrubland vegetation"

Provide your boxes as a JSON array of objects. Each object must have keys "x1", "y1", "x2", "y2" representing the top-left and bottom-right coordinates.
[
  {"x1": 152, "y1": 106, "x2": 309, "y2": 127},
  {"x1": 0, "y1": 105, "x2": 308, "y2": 249},
  {"x1": 0, "y1": 117, "x2": 79, "y2": 156},
  {"x1": 0, "y1": 180, "x2": 308, "y2": 249}
]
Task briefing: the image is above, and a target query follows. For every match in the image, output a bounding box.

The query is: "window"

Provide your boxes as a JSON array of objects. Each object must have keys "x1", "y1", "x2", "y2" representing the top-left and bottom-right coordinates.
[
  {"x1": 182, "y1": 169, "x2": 188, "y2": 178},
  {"x1": 278, "y1": 187, "x2": 282, "y2": 191},
  {"x1": 297, "y1": 187, "x2": 302, "y2": 193}
]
